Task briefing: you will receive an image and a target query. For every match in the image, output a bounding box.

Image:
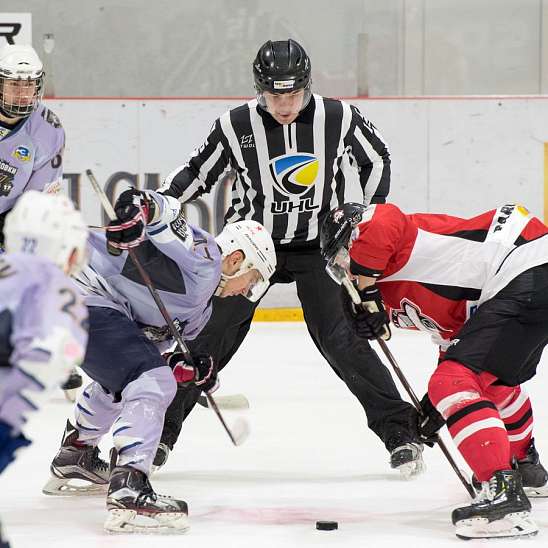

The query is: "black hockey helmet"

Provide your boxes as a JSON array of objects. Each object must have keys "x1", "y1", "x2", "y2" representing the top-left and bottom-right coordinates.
[
  {"x1": 320, "y1": 203, "x2": 367, "y2": 262},
  {"x1": 253, "y1": 39, "x2": 312, "y2": 109}
]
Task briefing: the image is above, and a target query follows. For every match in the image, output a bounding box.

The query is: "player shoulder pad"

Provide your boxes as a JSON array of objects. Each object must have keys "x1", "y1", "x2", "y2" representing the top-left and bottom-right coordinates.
[{"x1": 39, "y1": 105, "x2": 63, "y2": 129}]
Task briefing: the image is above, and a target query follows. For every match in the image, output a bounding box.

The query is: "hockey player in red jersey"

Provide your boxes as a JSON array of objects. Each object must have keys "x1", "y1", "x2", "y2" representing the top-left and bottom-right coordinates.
[{"x1": 320, "y1": 202, "x2": 548, "y2": 540}]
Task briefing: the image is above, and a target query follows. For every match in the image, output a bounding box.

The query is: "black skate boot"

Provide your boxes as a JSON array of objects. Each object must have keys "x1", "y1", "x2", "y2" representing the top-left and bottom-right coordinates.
[
  {"x1": 42, "y1": 420, "x2": 109, "y2": 495},
  {"x1": 472, "y1": 439, "x2": 548, "y2": 498},
  {"x1": 517, "y1": 439, "x2": 548, "y2": 497},
  {"x1": 452, "y1": 469, "x2": 537, "y2": 539},
  {"x1": 61, "y1": 368, "x2": 83, "y2": 402},
  {"x1": 105, "y1": 466, "x2": 189, "y2": 533},
  {"x1": 387, "y1": 433, "x2": 424, "y2": 479},
  {"x1": 151, "y1": 442, "x2": 171, "y2": 474}
]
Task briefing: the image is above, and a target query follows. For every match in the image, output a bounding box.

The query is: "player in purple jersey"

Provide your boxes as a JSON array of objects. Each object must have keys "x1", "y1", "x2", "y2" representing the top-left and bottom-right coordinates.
[
  {"x1": 0, "y1": 191, "x2": 88, "y2": 548},
  {"x1": 42, "y1": 188, "x2": 276, "y2": 534},
  {"x1": 0, "y1": 44, "x2": 65, "y2": 247}
]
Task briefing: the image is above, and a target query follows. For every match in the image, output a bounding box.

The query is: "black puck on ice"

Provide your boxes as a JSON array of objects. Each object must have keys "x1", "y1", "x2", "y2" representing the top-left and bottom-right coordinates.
[{"x1": 316, "y1": 520, "x2": 338, "y2": 531}]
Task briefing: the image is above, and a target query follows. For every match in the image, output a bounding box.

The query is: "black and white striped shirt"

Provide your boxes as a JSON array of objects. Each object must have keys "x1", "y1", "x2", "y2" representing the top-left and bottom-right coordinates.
[{"x1": 161, "y1": 94, "x2": 390, "y2": 249}]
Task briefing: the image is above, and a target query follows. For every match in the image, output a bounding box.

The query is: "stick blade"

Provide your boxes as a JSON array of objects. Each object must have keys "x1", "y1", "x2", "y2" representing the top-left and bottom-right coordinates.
[
  {"x1": 231, "y1": 418, "x2": 250, "y2": 446},
  {"x1": 198, "y1": 394, "x2": 250, "y2": 410}
]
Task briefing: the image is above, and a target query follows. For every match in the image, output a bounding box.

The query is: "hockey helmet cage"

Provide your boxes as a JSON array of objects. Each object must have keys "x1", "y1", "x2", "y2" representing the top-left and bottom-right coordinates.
[{"x1": 0, "y1": 44, "x2": 44, "y2": 118}]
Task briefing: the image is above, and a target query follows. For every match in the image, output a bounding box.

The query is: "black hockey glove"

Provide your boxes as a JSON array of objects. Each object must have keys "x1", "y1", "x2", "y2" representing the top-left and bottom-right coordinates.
[
  {"x1": 166, "y1": 352, "x2": 219, "y2": 394},
  {"x1": 341, "y1": 284, "x2": 391, "y2": 340},
  {"x1": 106, "y1": 189, "x2": 155, "y2": 256},
  {"x1": 417, "y1": 393, "x2": 445, "y2": 447}
]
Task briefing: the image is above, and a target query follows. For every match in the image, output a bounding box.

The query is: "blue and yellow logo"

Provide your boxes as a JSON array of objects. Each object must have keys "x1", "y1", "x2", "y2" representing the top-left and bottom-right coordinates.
[
  {"x1": 269, "y1": 153, "x2": 319, "y2": 196},
  {"x1": 12, "y1": 146, "x2": 31, "y2": 162}
]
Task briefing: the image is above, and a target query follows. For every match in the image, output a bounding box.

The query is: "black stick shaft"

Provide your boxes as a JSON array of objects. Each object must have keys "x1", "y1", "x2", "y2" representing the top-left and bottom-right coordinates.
[
  {"x1": 342, "y1": 278, "x2": 476, "y2": 498},
  {"x1": 85, "y1": 169, "x2": 238, "y2": 445},
  {"x1": 377, "y1": 339, "x2": 476, "y2": 498}
]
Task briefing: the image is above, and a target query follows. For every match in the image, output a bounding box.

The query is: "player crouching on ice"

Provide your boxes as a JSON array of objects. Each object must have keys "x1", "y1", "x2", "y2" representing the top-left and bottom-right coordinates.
[
  {"x1": 42, "y1": 188, "x2": 276, "y2": 534},
  {"x1": 320, "y1": 202, "x2": 548, "y2": 540},
  {"x1": 0, "y1": 191, "x2": 89, "y2": 548}
]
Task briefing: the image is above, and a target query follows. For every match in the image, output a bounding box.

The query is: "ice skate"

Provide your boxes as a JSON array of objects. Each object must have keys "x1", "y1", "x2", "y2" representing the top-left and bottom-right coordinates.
[
  {"x1": 517, "y1": 439, "x2": 548, "y2": 497},
  {"x1": 105, "y1": 466, "x2": 189, "y2": 533},
  {"x1": 472, "y1": 439, "x2": 548, "y2": 498},
  {"x1": 42, "y1": 420, "x2": 109, "y2": 496},
  {"x1": 452, "y1": 469, "x2": 537, "y2": 539},
  {"x1": 61, "y1": 368, "x2": 83, "y2": 402},
  {"x1": 151, "y1": 442, "x2": 170, "y2": 474},
  {"x1": 389, "y1": 442, "x2": 425, "y2": 479}
]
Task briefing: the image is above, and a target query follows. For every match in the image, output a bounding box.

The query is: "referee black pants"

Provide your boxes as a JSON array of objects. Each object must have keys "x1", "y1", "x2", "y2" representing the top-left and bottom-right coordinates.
[{"x1": 161, "y1": 248, "x2": 418, "y2": 451}]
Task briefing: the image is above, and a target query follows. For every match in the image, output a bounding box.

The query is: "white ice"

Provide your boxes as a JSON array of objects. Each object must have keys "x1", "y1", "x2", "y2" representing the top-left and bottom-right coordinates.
[{"x1": 2, "y1": 324, "x2": 547, "y2": 547}]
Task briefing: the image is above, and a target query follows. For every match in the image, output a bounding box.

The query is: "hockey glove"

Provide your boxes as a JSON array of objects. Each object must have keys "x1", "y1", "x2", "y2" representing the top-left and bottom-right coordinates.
[
  {"x1": 106, "y1": 189, "x2": 155, "y2": 256},
  {"x1": 341, "y1": 284, "x2": 391, "y2": 340},
  {"x1": 166, "y1": 352, "x2": 219, "y2": 394},
  {"x1": 417, "y1": 393, "x2": 445, "y2": 447},
  {"x1": 0, "y1": 420, "x2": 31, "y2": 474}
]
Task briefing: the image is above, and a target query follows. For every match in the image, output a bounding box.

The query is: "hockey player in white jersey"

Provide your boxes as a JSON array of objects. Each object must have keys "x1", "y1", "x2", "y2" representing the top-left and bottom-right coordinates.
[
  {"x1": 0, "y1": 45, "x2": 65, "y2": 245},
  {"x1": 0, "y1": 191, "x2": 89, "y2": 548},
  {"x1": 0, "y1": 44, "x2": 80, "y2": 401},
  {"x1": 42, "y1": 188, "x2": 275, "y2": 534}
]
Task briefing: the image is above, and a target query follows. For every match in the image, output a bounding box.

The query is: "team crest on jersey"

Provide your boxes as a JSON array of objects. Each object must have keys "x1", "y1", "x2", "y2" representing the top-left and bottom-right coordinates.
[
  {"x1": 391, "y1": 298, "x2": 451, "y2": 336},
  {"x1": 12, "y1": 146, "x2": 31, "y2": 162},
  {"x1": 269, "y1": 153, "x2": 319, "y2": 196},
  {"x1": 0, "y1": 159, "x2": 17, "y2": 197}
]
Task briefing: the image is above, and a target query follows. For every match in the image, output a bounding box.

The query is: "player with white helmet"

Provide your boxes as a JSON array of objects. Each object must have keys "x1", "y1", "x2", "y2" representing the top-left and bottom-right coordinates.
[
  {"x1": 215, "y1": 220, "x2": 276, "y2": 301},
  {"x1": 0, "y1": 44, "x2": 65, "y2": 247},
  {"x1": 0, "y1": 191, "x2": 89, "y2": 547},
  {"x1": 1, "y1": 43, "x2": 75, "y2": 399},
  {"x1": 42, "y1": 188, "x2": 275, "y2": 533},
  {"x1": 0, "y1": 44, "x2": 44, "y2": 119}
]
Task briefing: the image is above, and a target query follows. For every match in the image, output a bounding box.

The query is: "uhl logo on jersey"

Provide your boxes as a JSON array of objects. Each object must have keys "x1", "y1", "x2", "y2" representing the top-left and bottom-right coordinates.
[{"x1": 269, "y1": 153, "x2": 320, "y2": 214}]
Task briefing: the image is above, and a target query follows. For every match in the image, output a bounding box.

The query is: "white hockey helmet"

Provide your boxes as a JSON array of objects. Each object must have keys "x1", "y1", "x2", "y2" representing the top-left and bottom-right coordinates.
[
  {"x1": 215, "y1": 220, "x2": 276, "y2": 301},
  {"x1": 4, "y1": 191, "x2": 88, "y2": 276},
  {"x1": 0, "y1": 44, "x2": 44, "y2": 118}
]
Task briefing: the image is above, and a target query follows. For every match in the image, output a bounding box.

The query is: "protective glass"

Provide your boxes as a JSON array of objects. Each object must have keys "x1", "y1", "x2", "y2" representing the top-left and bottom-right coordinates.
[
  {"x1": 0, "y1": 74, "x2": 44, "y2": 117},
  {"x1": 220, "y1": 268, "x2": 268, "y2": 302},
  {"x1": 256, "y1": 81, "x2": 312, "y2": 112}
]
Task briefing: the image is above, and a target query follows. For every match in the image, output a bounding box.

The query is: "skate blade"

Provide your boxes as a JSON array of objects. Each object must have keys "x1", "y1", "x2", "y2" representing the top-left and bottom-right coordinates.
[
  {"x1": 42, "y1": 476, "x2": 108, "y2": 496},
  {"x1": 525, "y1": 484, "x2": 548, "y2": 498},
  {"x1": 396, "y1": 458, "x2": 425, "y2": 480},
  {"x1": 104, "y1": 509, "x2": 190, "y2": 534},
  {"x1": 455, "y1": 512, "x2": 538, "y2": 539}
]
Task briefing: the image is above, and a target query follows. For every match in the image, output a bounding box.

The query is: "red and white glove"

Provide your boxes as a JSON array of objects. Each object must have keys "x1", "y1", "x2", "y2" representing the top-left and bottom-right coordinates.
[{"x1": 166, "y1": 352, "x2": 219, "y2": 393}]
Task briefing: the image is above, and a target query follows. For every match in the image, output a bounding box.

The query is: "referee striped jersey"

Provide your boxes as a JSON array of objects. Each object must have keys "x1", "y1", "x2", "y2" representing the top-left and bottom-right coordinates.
[{"x1": 160, "y1": 94, "x2": 390, "y2": 248}]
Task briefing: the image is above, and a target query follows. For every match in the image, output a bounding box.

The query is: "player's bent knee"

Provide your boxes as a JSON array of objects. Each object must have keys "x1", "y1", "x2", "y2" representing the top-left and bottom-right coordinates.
[
  {"x1": 428, "y1": 360, "x2": 482, "y2": 419},
  {"x1": 123, "y1": 366, "x2": 177, "y2": 409}
]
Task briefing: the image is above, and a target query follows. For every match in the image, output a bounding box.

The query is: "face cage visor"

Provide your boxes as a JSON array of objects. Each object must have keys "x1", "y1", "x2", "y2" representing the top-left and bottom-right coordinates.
[
  {"x1": 0, "y1": 74, "x2": 44, "y2": 118},
  {"x1": 325, "y1": 246, "x2": 352, "y2": 286},
  {"x1": 217, "y1": 268, "x2": 269, "y2": 302},
  {"x1": 256, "y1": 80, "x2": 312, "y2": 113}
]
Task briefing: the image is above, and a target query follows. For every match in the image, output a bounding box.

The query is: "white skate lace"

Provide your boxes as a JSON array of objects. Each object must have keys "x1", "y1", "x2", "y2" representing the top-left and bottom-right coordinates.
[{"x1": 476, "y1": 476, "x2": 499, "y2": 503}]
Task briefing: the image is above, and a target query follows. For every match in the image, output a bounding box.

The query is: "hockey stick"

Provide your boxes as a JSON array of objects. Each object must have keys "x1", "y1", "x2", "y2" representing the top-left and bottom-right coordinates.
[
  {"x1": 197, "y1": 394, "x2": 250, "y2": 410},
  {"x1": 85, "y1": 169, "x2": 249, "y2": 446},
  {"x1": 341, "y1": 276, "x2": 476, "y2": 498}
]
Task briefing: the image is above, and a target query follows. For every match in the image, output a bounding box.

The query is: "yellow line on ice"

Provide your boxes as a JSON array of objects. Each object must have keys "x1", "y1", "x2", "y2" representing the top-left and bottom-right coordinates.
[{"x1": 253, "y1": 308, "x2": 304, "y2": 322}]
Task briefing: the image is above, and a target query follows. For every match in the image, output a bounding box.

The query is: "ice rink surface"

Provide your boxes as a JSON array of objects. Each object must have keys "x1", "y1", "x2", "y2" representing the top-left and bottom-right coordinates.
[{"x1": 2, "y1": 323, "x2": 547, "y2": 547}]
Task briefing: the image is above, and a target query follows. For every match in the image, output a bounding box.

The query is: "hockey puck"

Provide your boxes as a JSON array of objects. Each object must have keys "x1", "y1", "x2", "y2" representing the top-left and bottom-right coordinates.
[{"x1": 316, "y1": 520, "x2": 338, "y2": 531}]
